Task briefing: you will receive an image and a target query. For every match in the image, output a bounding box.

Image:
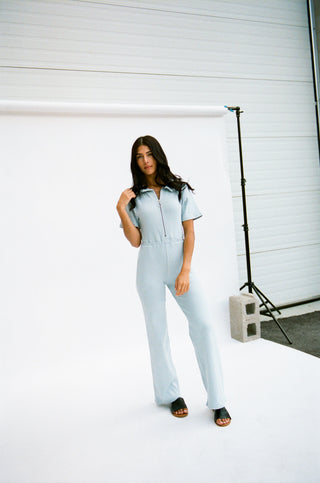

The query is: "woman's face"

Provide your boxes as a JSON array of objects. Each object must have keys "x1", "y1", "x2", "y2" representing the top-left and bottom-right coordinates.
[{"x1": 136, "y1": 144, "x2": 157, "y2": 177}]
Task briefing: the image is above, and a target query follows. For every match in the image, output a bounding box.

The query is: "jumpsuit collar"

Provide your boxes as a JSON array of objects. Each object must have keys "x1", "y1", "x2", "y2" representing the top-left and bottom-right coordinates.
[{"x1": 140, "y1": 186, "x2": 174, "y2": 193}]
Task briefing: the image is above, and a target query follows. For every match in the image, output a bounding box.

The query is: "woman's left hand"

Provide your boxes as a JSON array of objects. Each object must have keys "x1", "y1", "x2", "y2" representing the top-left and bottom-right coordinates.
[{"x1": 175, "y1": 270, "x2": 190, "y2": 296}]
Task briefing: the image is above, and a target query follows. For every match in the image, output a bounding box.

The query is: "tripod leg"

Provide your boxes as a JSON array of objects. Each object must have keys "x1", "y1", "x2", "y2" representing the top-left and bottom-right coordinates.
[
  {"x1": 252, "y1": 283, "x2": 281, "y2": 315},
  {"x1": 250, "y1": 286, "x2": 293, "y2": 345}
]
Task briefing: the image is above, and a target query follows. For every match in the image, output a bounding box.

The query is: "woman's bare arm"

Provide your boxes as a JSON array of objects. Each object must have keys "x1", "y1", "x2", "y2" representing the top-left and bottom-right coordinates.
[
  {"x1": 175, "y1": 219, "x2": 195, "y2": 296},
  {"x1": 116, "y1": 189, "x2": 141, "y2": 248}
]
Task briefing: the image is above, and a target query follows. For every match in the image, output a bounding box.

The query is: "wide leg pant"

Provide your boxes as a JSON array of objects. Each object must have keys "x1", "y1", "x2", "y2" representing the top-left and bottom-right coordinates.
[{"x1": 136, "y1": 240, "x2": 226, "y2": 409}]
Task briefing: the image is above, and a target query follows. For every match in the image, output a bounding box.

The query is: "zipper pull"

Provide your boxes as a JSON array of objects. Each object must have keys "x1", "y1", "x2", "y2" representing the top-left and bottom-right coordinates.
[{"x1": 158, "y1": 200, "x2": 167, "y2": 237}]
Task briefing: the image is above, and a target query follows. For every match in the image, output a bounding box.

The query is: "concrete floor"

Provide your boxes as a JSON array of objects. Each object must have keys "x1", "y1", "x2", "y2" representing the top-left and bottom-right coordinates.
[{"x1": 2, "y1": 302, "x2": 320, "y2": 483}]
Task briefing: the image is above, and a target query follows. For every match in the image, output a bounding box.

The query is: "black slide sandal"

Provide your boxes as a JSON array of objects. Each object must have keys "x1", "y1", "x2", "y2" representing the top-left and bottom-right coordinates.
[
  {"x1": 213, "y1": 407, "x2": 231, "y2": 427},
  {"x1": 170, "y1": 397, "x2": 188, "y2": 418}
]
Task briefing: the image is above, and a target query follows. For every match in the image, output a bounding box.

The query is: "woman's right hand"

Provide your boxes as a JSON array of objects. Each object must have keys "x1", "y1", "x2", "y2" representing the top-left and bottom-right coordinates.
[{"x1": 116, "y1": 189, "x2": 136, "y2": 212}]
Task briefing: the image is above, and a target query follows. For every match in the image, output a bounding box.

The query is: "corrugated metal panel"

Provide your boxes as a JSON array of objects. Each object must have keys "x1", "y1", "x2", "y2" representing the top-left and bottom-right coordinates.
[
  {"x1": 228, "y1": 136, "x2": 320, "y2": 195},
  {"x1": 0, "y1": 1, "x2": 312, "y2": 80},
  {"x1": 0, "y1": 68, "x2": 315, "y2": 110},
  {"x1": 0, "y1": 0, "x2": 319, "y2": 305},
  {"x1": 233, "y1": 191, "x2": 320, "y2": 252},
  {"x1": 83, "y1": 0, "x2": 308, "y2": 27},
  {"x1": 237, "y1": 245, "x2": 320, "y2": 305}
]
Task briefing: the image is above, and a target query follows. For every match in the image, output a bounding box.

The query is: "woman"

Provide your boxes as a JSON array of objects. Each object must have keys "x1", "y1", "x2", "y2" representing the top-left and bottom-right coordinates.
[{"x1": 116, "y1": 135, "x2": 231, "y2": 427}]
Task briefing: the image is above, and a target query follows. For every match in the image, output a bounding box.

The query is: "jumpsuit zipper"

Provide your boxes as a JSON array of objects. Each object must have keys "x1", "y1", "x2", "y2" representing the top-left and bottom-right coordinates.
[{"x1": 158, "y1": 200, "x2": 167, "y2": 237}]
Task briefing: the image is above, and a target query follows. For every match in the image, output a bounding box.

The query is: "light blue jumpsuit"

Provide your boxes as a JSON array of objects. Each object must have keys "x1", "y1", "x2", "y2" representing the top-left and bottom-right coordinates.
[{"x1": 121, "y1": 185, "x2": 226, "y2": 409}]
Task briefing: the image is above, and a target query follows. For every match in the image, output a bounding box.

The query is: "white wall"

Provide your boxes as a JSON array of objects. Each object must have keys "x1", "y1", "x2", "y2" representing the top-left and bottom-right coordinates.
[
  {"x1": 0, "y1": 105, "x2": 239, "y2": 375},
  {"x1": 1, "y1": 0, "x2": 320, "y2": 305}
]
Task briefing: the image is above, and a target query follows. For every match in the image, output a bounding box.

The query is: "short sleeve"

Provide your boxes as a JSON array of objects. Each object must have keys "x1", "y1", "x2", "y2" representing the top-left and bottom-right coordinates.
[
  {"x1": 180, "y1": 185, "x2": 202, "y2": 222},
  {"x1": 119, "y1": 204, "x2": 140, "y2": 228}
]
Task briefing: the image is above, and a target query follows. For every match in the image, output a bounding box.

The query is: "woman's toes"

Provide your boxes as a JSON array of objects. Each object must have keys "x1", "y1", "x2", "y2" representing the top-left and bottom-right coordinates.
[
  {"x1": 173, "y1": 407, "x2": 188, "y2": 417},
  {"x1": 216, "y1": 418, "x2": 230, "y2": 426}
]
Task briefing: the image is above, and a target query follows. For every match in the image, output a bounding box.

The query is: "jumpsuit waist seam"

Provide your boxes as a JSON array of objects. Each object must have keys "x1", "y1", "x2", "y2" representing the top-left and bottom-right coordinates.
[{"x1": 141, "y1": 238, "x2": 184, "y2": 247}]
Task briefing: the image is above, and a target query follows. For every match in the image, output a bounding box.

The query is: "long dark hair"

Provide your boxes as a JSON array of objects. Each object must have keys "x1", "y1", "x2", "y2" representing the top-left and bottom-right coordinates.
[{"x1": 129, "y1": 135, "x2": 194, "y2": 209}]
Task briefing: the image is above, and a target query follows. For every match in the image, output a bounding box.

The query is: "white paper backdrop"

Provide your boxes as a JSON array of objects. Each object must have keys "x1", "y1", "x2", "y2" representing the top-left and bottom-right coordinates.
[{"x1": 0, "y1": 105, "x2": 239, "y2": 380}]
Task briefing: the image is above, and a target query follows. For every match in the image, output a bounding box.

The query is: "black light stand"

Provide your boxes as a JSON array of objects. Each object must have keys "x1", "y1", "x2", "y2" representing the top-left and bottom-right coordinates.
[{"x1": 226, "y1": 106, "x2": 293, "y2": 345}]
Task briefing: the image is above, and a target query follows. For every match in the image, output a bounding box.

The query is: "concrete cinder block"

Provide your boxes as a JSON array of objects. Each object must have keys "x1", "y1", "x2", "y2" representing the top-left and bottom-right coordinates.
[{"x1": 229, "y1": 293, "x2": 261, "y2": 342}]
